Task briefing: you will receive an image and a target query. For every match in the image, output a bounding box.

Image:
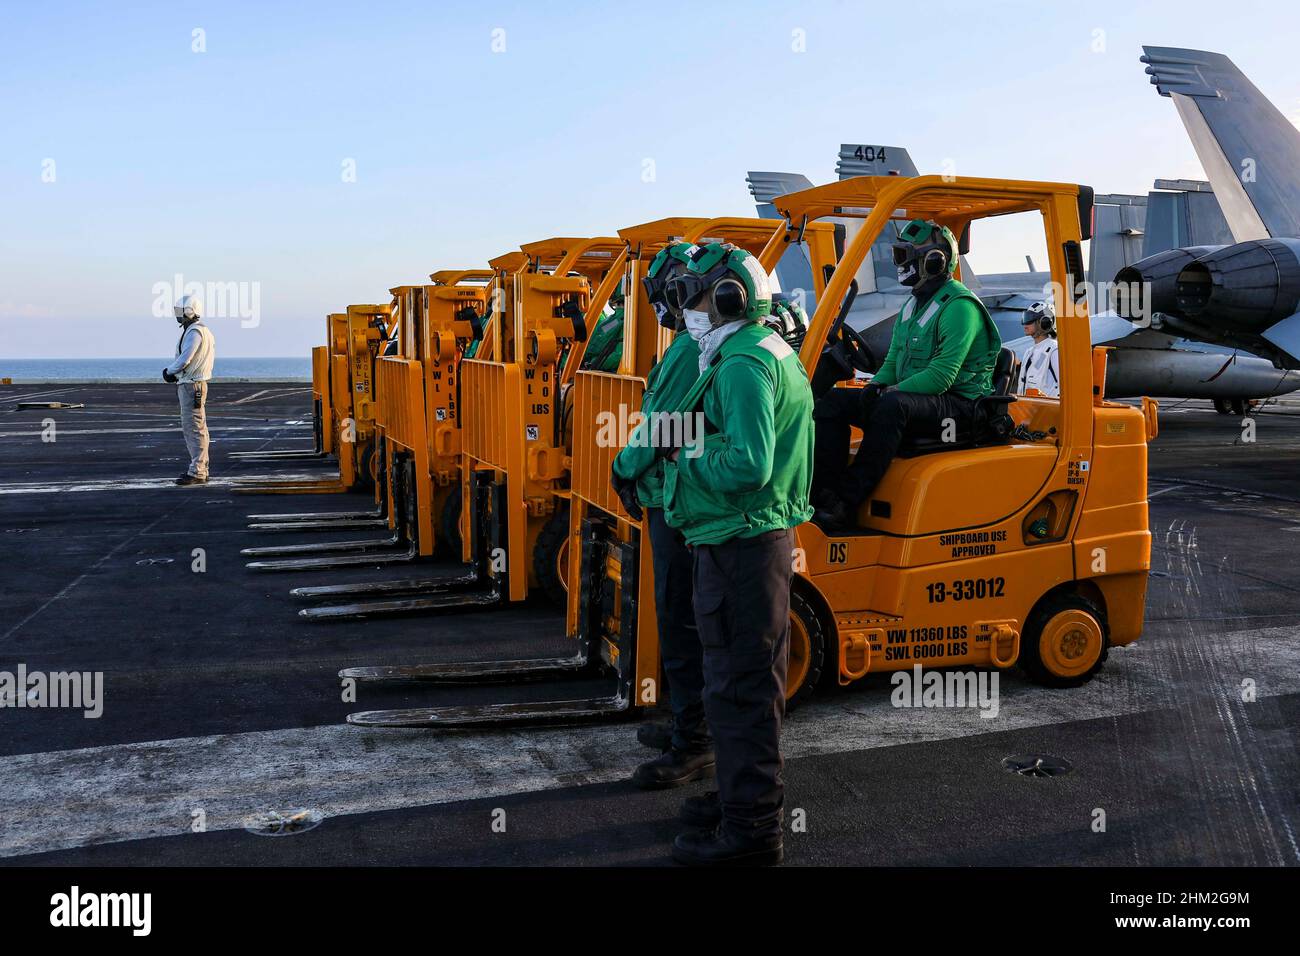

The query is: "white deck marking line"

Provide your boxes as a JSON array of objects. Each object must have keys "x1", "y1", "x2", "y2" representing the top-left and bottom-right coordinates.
[
  {"x1": 229, "y1": 388, "x2": 311, "y2": 405},
  {"x1": 0, "y1": 472, "x2": 329, "y2": 495},
  {"x1": 0, "y1": 424, "x2": 310, "y2": 438},
  {"x1": 0, "y1": 512, "x2": 170, "y2": 645},
  {"x1": 0, "y1": 386, "x2": 83, "y2": 404},
  {"x1": 15, "y1": 408, "x2": 304, "y2": 424},
  {"x1": 2, "y1": 626, "x2": 1297, "y2": 859},
  {"x1": 1147, "y1": 485, "x2": 1185, "y2": 498}
]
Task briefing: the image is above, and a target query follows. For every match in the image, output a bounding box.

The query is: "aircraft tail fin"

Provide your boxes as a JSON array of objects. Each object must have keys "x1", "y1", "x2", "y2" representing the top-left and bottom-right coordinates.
[
  {"x1": 1142, "y1": 46, "x2": 1300, "y2": 241},
  {"x1": 835, "y1": 144, "x2": 919, "y2": 179},
  {"x1": 746, "y1": 171, "x2": 819, "y2": 300},
  {"x1": 747, "y1": 171, "x2": 815, "y2": 207}
]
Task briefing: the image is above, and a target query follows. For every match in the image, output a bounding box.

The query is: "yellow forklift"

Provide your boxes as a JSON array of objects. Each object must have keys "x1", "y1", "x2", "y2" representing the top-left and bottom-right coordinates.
[
  {"x1": 345, "y1": 176, "x2": 1156, "y2": 727},
  {"x1": 228, "y1": 338, "x2": 334, "y2": 463},
  {"x1": 235, "y1": 303, "x2": 403, "y2": 545},
  {"x1": 244, "y1": 272, "x2": 497, "y2": 574},
  {"x1": 341, "y1": 214, "x2": 840, "y2": 721},
  {"x1": 284, "y1": 238, "x2": 627, "y2": 614},
  {"x1": 234, "y1": 304, "x2": 394, "y2": 497}
]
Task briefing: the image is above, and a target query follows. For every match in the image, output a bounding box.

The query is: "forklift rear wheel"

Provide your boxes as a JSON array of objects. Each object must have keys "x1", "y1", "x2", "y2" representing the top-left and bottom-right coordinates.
[
  {"x1": 1019, "y1": 592, "x2": 1109, "y2": 687},
  {"x1": 786, "y1": 591, "x2": 825, "y2": 710},
  {"x1": 533, "y1": 503, "x2": 570, "y2": 609}
]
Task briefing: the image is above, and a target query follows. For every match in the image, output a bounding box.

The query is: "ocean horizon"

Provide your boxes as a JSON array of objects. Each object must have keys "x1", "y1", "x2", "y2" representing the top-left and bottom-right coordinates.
[{"x1": 0, "y1": 357, "x2": 312, "y2": 383}]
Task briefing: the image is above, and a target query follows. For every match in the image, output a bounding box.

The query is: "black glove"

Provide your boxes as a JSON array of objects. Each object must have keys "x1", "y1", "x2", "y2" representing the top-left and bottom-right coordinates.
[
  {"x1": 162, "y1": 369, "x2": 178, "y2": 384},
  {"x1": 862, "y1": 380, "x2": 890, "y2": 404},
  {"x1": 610, "y1": 471, "x2": 643, "y2": 522}
]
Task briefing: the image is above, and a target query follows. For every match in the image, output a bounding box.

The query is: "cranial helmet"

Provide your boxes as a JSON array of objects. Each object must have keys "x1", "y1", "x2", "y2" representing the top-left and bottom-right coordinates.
[
  {"x1": 1023, "y1": 299, "x2": 1056, "y2": 335},
  {"x1": 642, "y1": 241, "x2": 694, "y2": 327},
  {"x1": 664, "y1": 242, "x2": 772, "y2": 324},
  {"x1": 892, "y1": 219, "x2": 959, "y2": 287},
  {"x1": 174, "y1": 295, "x2": 203, "y2": 324},
  {"x1": 764, "y1": 294, "x2": 808, "y2": 343}
]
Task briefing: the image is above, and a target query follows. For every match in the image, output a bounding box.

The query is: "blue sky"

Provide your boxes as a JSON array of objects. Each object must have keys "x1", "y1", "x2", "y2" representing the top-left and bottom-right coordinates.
[{"x1": 3, "y1": 0, "x2": 1299, "y2": 357}]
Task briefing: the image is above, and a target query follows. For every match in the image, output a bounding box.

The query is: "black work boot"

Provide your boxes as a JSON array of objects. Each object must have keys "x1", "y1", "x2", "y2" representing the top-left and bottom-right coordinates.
[
  {"x1": 175, "y1": 474, "x2": 208, "y2": 486},
  {"x1": 631, "y1": 749, "x2": 714, "y2": 790},
  {"x1": 672, "y1": 826, "x2": 783, "y2": 867},
  {"x1": 679, "y1": 790, "x2": 722, "y2": 829},
  {"x1": 636, "y1": 716, "x2": 673, "y2": 752}
]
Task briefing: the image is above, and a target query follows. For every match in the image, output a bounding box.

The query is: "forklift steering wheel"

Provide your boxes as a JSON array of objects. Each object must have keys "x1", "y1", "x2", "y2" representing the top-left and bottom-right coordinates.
[
  {"x1": 839, "y1": 323, "x2": 875, "y2": 374},
  {"x1": 821, "y1": 322, "x2": 874, "y2": 379}
]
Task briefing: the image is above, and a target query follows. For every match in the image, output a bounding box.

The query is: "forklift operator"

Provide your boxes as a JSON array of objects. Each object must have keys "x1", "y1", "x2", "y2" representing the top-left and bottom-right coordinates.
[
  {"x1": 610, "y1": 243, "x2": 709, "y2": 780},
  {"x1": 811, "y1": 219, "x2": 1001, "y2": 530},
  {"x1": 658, "y1": 242, "x2": 814, "y2": 867}
]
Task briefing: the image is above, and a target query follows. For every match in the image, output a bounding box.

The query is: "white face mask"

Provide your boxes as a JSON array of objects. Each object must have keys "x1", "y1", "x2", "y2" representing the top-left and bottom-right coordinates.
[{"x1": 683, "y1": 308, "x2": 713, "y2": 341}]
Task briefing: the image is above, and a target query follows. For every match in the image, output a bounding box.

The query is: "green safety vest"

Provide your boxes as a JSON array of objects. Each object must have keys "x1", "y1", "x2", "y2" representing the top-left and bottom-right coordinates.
[
  {"x1": 663, "y1": 322, "x2": 814, "y2": 546},
  {"x1": 875, "y1": 278, "x2": 1001, "y2": 399}
]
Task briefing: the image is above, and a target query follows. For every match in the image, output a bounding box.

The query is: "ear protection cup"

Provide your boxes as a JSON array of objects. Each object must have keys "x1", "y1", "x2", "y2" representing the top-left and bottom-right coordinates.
[
  {"x1": 922, "y1": 248, "x2": 948, "y2": 277},
  {"x1": 1024, "y1": 301, "x2": 1056, "y2": 335},
  {"x1": 712, "y1": 277, "x2": 748, "y2": 319}
]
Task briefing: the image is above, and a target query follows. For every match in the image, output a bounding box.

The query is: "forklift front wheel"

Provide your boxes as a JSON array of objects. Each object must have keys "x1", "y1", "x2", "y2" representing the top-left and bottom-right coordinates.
[
  {"x1": 1019, "y1": 592, "x2": 1109, "y2": 687},
  {"x1": 440, "y1": 484, "x2": 463, "y2": 558},
  {"x1": 786, "y1": 591, "x2": 826, "y2": 710},
  {"x1": 355, "y1": 444, "x2": 376, "y2": 493},
  {"x1": 533, "y1": 503, "x2": 571, "y2": 610}
]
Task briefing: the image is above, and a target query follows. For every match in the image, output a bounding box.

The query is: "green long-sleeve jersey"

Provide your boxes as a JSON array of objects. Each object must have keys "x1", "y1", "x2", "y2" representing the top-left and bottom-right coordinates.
[
  {"x1": 664, "y1": 323, "x2": 813, "y2": 546},
  {"x1": 611, "y1": 333, "x2": 700, "y2": 509}
]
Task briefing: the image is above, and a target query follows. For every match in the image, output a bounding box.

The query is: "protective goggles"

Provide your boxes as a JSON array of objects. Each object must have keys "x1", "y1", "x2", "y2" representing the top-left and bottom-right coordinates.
[
  {"x1": 641, "y1": 271, "x2": 670, "y2": 306},
  {"x1": 664, "y1": 266, "x2": 747, "y2": 319},
  {"x1": 892, "y1": 241, "x2": 948, "y2": 277}
]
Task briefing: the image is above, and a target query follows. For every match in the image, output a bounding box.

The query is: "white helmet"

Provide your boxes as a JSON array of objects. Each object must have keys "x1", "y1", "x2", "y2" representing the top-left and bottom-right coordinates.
[{"x1": 174, "y1": 295, "x2": 203, "y2": 322}]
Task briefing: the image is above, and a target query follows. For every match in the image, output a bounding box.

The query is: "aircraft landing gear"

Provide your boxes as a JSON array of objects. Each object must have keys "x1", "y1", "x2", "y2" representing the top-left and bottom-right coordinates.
[{"x1": 1213, "y1": 398, "x2": 1254, "y2": 416}]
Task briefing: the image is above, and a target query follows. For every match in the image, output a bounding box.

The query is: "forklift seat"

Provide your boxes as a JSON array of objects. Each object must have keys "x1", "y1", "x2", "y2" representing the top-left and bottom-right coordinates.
[{"x1": 895, "y1": 347, "x2": 1020, "y2": 458}]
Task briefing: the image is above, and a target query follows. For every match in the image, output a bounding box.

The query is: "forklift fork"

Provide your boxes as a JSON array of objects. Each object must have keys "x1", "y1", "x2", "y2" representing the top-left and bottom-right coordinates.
[
  {"x1": 229, "y1": 449, "x2": 326, "y2": 461},
  {"x1": 291, "y1": 473, "x2": 502, "y2": 615},
  {"x1": 245, "y1": 539, "x2": 419, "y2": 572},
  {"x1": 346, "y1": 692, "x2": 629, "y2": 728},
  {"x1": 338, "y1": 516, "x2": 635, "y2": 727},
  {"x1": 241, "y1": 532, "x2": 403, "y2": 559}
]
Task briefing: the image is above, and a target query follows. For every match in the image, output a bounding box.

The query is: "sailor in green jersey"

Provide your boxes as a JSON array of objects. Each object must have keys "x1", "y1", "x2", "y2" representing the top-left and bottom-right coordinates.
[
  {"x1": 610, "y1": 243, "x2": 712, "y2": 780},
  {"x1": 579, "y1": 277, "x2": 626, "y2": 373},
  {"x1": 812, "y1": 219, "x2": 1001, "y2": 530},
  {"x1": 658, "y1": 242, "x2": 814, "y2": 867},
  {"x1": 764, "y1": 293, "x2": 809, "y2": 349}
]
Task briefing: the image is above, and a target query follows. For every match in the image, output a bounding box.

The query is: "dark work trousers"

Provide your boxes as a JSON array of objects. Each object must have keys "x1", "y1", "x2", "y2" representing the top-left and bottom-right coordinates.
[
  {"x1": 813, "y1": 387, "x2": 976, "y2": 505},
  {"x1": 647, "y1": 507, "x2": 709, "y2": 753},
  {"x1": 693, "y1": 527, "x2": 793, "y2": 840}
]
